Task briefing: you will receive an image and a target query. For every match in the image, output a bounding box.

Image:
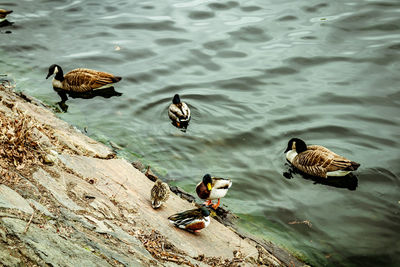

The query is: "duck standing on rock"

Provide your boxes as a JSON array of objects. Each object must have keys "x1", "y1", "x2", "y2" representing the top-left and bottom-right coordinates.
[
  {"x1": 150, "y1": 179, "x2": 170, "y2": 209},
  {"x1": 168, "y1": 94, "x2": 190, "y2": 128},
  {"x1": 0, "y1": 9, "x2": 12, "y2": 22},
  {"x1": 168, "y1": 206, "x2": 210, "y2": 233},
  {"x1": 284, "y1": 138, "x2": 360, "y2": 178},
  {"x1": 196, "y1": 174, "x2": 232, "y2": 209},
  {"x1": 46, "y1": 64, "x2": 122, "y2": 92}
]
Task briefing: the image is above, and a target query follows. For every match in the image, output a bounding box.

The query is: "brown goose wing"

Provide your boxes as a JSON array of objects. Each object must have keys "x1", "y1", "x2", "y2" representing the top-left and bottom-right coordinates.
[
  {"x1": 293, "y1": 150, "x2": 330, "y2": 177},
  {"x1": 294, "y1": 148, "x2": 358, "y2": 178},
  {"x1": 0, "y1": 9, "x2": 12, "y2": 18},
  {"x1": 64, "y1": 68, "x2": 121, "y2": 92},
  {"x1": 308, "y1": 145, "x2": 347, "y2": 160},
  {"x1": 308, "y1": 145, "x2": 359, "y2": 171}
]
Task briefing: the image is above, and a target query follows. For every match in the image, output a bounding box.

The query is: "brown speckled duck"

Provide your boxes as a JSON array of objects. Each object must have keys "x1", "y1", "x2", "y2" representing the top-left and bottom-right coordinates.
[
  {"x1": 150, "y1": 179, "x2": 170, "y2": 209},
  {"x1": 46, "y1": 64, "x2": 121, "y2": 92},
  {"x1": 284, "y1": 138, "x2": 360, "y2": 178}
]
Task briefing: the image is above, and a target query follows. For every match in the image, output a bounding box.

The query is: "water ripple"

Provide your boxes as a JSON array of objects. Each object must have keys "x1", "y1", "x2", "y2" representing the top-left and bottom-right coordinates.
[
  {"x1": 228, "y1": 26, "x2": 271, "y2": 43},
  {"x1": 240, "y1": 6, "x2": 262, "y2": 12},
  {"x1": 188, "y1": 11, "x2": 215, "y2": 20},
  {"x1": 118, "y1": 49, "x2": 157, "y2": 61},
  {"x1": 208, "y1": 2, "x2": 238, "y2": 10},
  {"x1": 277, "y1": 15, "x2": 298, "y2": 21},
  {"x1": 111, "y1": 21, "x2": 185, "y2": 32},
  {"x1": 215, "y1": 50, "x2": 247, "y2": 58},
  {"x1": 154, "y1": 38, "x2": 191, "y2": 46},
  {"x1": 203, "y1": 39, "x2": 234, "y2": 50}
]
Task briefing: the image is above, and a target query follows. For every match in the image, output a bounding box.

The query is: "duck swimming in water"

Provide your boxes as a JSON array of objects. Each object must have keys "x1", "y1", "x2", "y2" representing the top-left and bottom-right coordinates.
[
  {"x1": 46, "y1": 64, "x2": 121, "y2": 93},
  {"x1": 168, "y1": 94, "x2": 190, "y2": 128},
  {"x1": 284, "y1": 138, "x2": 360, "y2": 178}
]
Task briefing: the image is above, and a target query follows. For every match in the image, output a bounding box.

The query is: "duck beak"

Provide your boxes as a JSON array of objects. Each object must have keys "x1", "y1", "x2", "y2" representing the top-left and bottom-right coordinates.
[
  {"x1": 284, "y1": 147, "x2": 290, "y2": 153},
  {"x1": 207, "y1": 183, "x2": 212, "y2": 191},
  {"x1": 46, "y1": 73, "x2": 51, "y2": 79}
]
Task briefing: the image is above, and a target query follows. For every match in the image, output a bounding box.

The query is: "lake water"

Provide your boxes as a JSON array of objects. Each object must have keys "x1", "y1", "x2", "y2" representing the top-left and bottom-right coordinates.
[{"x1": 1, "y1": 0, "x2": 400, "y2": 266}]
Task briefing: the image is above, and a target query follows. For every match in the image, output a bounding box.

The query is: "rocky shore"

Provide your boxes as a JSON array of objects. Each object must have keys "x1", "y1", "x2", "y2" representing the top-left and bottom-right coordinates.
[{"x1": 0, "y1": 81, "x2": 306, "y2": 267}]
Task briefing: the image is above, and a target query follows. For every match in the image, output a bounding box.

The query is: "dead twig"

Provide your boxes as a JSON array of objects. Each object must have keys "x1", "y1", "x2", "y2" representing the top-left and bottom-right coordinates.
[
  {"x1": 23, "y1": 203, "x2": 36, "y2": 234},
  {"x1": 288, "y1": 220, "x2": 312, "y2": 228}
]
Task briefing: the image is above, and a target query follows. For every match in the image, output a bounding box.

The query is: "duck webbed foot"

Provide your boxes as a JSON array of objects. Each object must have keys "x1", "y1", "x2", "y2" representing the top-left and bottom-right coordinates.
[
  {"x1": 203, "y1": 200, "x2": 213, "y2": 206},
  {"x1": 211, "y1": 199, "x2": 221, "y2": 210}
]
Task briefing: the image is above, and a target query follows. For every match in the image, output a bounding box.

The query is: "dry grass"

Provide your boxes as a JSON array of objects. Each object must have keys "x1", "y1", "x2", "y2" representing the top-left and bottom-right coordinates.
[
  {"x1": 136, "y1": 229, "x2": 252, "y2": 267},
  {"x1": 194, "y1": 251, "x2": 246, "y2": 267},
  {"x1": 0, "y1": 109, "x2": 44, "y2": 169},
  {"x1": 136, "y1": 229, "x2": 196, "y2": 266}
]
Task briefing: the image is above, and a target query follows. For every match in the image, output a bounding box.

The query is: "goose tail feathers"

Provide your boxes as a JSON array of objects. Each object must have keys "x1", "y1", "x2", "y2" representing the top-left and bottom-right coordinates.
[
  {"x1": 347, "y1": 161, "x2": 360, "y2": 171},
  {"x1": 112, "y1": 76, "x2": 122, "y2": 83}
]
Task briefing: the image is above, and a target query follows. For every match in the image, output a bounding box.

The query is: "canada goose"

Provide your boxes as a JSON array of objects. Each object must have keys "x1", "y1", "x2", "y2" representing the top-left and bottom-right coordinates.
[
  {"x1": 196, "y1": 174, "x2": 232, "y2": 209},
  {"x1": 168, "y1": 94, "x2": 191, "y2": 127},
  {"x1": 46, "y1": 64, "x2": 122, "y2": 92},
  {"x1": 168, "y1": 206, "x2": 210, "y2": 233},
  {"x1": 284, "y1": 138, "x2": 360, "y2": 178},
  {"x1": 150, "y1": 179, "x2": 170, "y2": 209},
  {"x1": 0, "y1": 9, "x2": 12, "y2": 22}
]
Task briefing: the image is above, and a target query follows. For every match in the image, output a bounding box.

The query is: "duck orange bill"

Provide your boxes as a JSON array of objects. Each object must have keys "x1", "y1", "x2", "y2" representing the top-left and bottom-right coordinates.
[{"x1": 207, "y1": 183, "x2": 212, "y2": 191}]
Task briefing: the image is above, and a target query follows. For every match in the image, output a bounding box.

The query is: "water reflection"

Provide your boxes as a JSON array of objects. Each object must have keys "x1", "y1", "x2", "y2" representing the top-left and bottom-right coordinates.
[
  {"x1": 0, "y1": 20, "x2": 13, "y2": 28},
  {"x1": 283, "y1": 163, "x2": 359, "y2": 191},
  {"x1": 54, "y1": 87, "x2": 122, "y2": 112}
]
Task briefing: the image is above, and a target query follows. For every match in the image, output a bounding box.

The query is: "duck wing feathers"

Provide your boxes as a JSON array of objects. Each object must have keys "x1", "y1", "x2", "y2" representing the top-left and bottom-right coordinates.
[
  {"x1": 294, "y1": 146, "x2": 360, "y2": 178},
  {"x1": 211, "y1": 177, "x2": 232, "y2": 189},
  {"x1": 151, "y1": 181, "x2": 170, "y2": 202},
  {"x1": 168, "y1": 208, "x2": 203, "y2": 222},
  {"x1": 168, "y1": 208, "x2": 209, "y2": 231},
  {"x1": 63, "y1": 68, "x2": 121, "y2": 92},
  {"x1": 168, "y1": 103, "x2": 190, "y2": 122}
]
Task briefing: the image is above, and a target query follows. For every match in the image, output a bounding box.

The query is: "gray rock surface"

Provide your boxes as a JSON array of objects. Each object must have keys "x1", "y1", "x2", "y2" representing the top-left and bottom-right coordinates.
[{"x1": 0, "y1": 185, "x2": 34, "y2": 214}]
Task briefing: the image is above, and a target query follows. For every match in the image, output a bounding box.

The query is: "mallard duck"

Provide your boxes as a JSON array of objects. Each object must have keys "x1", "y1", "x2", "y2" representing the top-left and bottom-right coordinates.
[
  {"x1": 284, "y1": 138, "x2": 360, "y2": 178},
  {"x1": 168, "y1": 94, "x2": 190, "y2": 127},
  {"x1": 150, "y1": 179, "x2": 170, "y2": 209},
  {"x1": 196, "y1": 174, "x2": 232, "y2": 209},
  {"x1": 0, "y1": 9, "x2": 12, "y2": 22},
  {"x1": 168, "y1": 206, "x2": 210, "y2": 232},
  {"x1": 46, "y1": 64, "x2": 122, "y2": 92}
]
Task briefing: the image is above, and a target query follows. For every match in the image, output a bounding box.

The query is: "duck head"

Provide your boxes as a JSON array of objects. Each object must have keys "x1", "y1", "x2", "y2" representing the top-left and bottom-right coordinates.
[
  {"x1": 46, "y1": 64, "x2": 64, "y2": 80},
  {"x1": 172, "y1": 94, "x2": 181, "y2": 104},
  {"x1": 202, "y1": 174, "x2": 212, "y2": 191},
  {"x1": 284, "y1": 138, "x2": 307, "y2": 153},
  {"x1": 199, "y1": 206, "x2": 210, "y2": 217},
  {"x1": 152, "y1": 199, "x2": 162, "y2": 209}
]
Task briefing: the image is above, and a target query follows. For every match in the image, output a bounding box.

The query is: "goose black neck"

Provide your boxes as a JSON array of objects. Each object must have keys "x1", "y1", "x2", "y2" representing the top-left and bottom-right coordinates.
[{"x1": 54, "y1": 66, "x2": 64, "y2": 81}]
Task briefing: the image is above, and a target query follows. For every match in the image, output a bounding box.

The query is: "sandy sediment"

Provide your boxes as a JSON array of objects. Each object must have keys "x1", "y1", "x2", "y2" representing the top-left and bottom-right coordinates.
[{"x1": 0, "y1": 81, "x2": 306, "y2": 266}]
